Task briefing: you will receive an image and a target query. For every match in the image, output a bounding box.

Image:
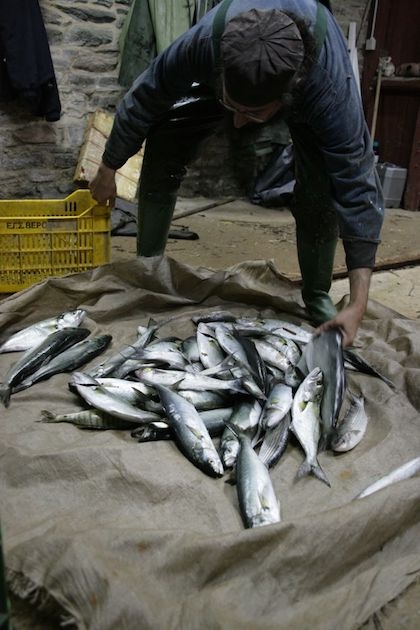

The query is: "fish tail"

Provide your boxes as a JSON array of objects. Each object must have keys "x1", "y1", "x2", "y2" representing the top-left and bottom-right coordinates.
[
  {"x1": 311, "y1": 461, "x2": 331, "y2": 487},
  {"x1": 296, "y1": 459, "x2": 312, "y2": 479},
  {"x1": 297, "y1": 458, "x2": 331, "y2": 487},
  {"x1": 39, "y1": 410, "x2": 57, "y2": 423},
  {"x1": 0, "y1": 384, "x2": 11, "y2": 408},
  {"x1": 319, "y1": 425, "x2": 334, "y2": 451}
]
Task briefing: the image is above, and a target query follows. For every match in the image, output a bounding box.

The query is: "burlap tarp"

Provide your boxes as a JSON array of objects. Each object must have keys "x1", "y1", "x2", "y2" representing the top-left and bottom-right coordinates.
[{"x1": 0, "y1": 257, "x2": 419, "y2": 629}]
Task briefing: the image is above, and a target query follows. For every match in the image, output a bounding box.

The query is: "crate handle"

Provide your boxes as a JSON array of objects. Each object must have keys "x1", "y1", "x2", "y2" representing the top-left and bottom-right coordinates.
[{"x1": 2, "y1": 204, "x2": 105, "y2": 222}]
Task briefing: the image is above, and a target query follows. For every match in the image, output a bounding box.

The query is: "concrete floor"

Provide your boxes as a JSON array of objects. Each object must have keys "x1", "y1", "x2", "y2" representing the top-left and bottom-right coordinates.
[{"x1": 112, "y1": 197, "x2": 420, "y2": 320}]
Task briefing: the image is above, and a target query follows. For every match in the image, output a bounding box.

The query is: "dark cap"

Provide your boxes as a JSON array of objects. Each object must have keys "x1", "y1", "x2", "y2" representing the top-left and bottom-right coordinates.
[{"x1": 220, "y1": 9, "x2": 305, "y2": 106}]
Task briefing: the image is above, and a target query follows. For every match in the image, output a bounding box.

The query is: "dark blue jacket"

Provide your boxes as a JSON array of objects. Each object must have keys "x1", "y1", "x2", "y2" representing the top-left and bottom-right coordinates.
[{"x1": 103, "y1": 0, "x2": 383, "y2": 268}]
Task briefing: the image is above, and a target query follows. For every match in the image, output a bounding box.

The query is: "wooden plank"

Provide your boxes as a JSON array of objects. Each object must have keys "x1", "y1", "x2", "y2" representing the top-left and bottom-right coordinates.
[{"x1": 74, "y1": 110, "x2": 143, "y2": 202}]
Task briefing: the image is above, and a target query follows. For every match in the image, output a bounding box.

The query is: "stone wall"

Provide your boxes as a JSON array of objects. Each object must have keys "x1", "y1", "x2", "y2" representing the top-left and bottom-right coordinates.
[{"x1": 0, "y1": 0, "x2": 369, "y2": 201}]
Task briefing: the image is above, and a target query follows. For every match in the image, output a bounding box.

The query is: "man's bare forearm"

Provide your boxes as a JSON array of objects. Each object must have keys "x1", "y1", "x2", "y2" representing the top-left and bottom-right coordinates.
[
  {"x1": 315, "y1": 267, "x2": 372, "y2": 347},
  {"x1": 348, "y1": 267, "x2": 372, "y2": 317}
]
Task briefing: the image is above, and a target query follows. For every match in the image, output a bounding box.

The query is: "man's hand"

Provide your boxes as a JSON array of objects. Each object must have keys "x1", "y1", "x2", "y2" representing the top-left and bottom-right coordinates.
[
  {"x1": 89, "y1": 162, "x2": 117, "y2": 206},
  {"x1": 315, "y1": 267, "x2": 372, "y2": 347},
  {"x1": 315, "y1": 304, "x2": 364, "y2": 347}
]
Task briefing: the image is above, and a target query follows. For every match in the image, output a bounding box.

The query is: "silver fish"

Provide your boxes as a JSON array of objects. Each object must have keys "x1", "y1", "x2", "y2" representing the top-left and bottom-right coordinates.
[
  {"x1": 224, "y1": 363, "x2": 266, "y2": 400},
  {"x1": 87, "y1": 320, "x2": 158, "y2": 378},
  {"x1": 0, "y1": 309, "x2": 86, "y2": 353},
  {"x1": 135, "y1": 367, "x2": 185, "y2": 388},
  {"x1": 258, "y1": 412, "x2": 292, "y2": 468},
  {"x1": 94, "y1": 377, "x2": 155, "y2": 400},
  {"x1": 229, "y1": 423, "x2": 281, "y2": 528},
  {"x1": 196, "y1": 323, "x2": 225, "y2": 369},
  {"x1": 260, "y1": 382, "x2": 293, "y2": 430},
  {"x1": 177, "y1": 372, "x2": 248, "y2": 395},
  {"x1": 219, "y1": 399, "x2": 262, "y2": 469},
  {"x1": 14, "y1": 334, "x2": 112, "y2": 391},
  {"x1": 131, "y1": 407, "x2": 234, "y2": 442},
  {"x1": 300, "y1": 329, "x2": 346, "y2": 449},
  {"x1": 39, "y1": 408, "x2": 139, "y2": 430},
  {"x1": 181, "y1": 335, "x2": 200, "y2": 363},
  {"x1": 131, "y1": 421, "x2": 173, "y2": 442},
  {"x1": 252, "y1": 338, "x2": 292, "y2": 372},
  {"x1": 132, "y1": 339, "x2": 189, "y2": 370},
  {"x1": 155, "y1": 384, "x2": 224, "y2": 477},
  {"x1": 177, "y1": 389, "x2": 229, "y2": 411},
  {"x1": 284, "y1": 365, "x2": 304, "y2": 389},
  {"x1": 87, "y1": 377, "x2": 162, "y2": 413},
  {"x1": 331, "y1": 392, "x2": 368, "y2": 452},
  {"x1": 262, "y1": 334, "x2": 301, "y2": 367},
  {"x1": 69, "y1": 372, "x2": 161, "y2": 423},
  {"x1": 355, "y1": 456, "x2": 420, "y2": 499},
  {"x1": 111, "y1": 358, "x2": 156, "y2": 379},
  {"x1": 192, "y1": 310, "x2": 238, "y2": 324},
  {"x1": 0, "y1": 327, "x2": 90, "y2": 407},
  {"x1": 214, "y1": 324, "x2": 250, "y2": 368},
  {"x1": 291, "y1": 367, "x2": 330, "y2": 487},
  {"x1": 232, "y1": 332, "x2": 268, "y2": 394},
  {"x1": 236, "y1": 317, "x2": 313, "y2": 344}
]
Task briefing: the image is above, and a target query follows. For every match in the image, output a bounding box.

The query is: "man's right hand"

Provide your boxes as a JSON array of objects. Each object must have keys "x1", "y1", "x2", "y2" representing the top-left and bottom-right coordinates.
[{"x1": 89, "y1": 162, "x2": 117, "y2": 206}]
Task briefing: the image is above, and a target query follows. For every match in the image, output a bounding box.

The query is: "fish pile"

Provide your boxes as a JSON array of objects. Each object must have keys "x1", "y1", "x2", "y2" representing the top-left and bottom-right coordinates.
[
  {"x1": 0, "y1": 309, "x2": 112, "y2": 407},
  {"x1": 1, "y1": 308, "x2": 404, "y2": 529}
]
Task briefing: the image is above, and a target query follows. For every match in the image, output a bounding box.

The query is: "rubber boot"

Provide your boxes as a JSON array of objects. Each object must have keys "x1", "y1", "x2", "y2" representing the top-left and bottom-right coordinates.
[
  {"x1": 297, "y1": 235, "x2": 338, "y2": 324},
  {"x1": 137, "y1": 191, "x2": 177, "y2": 257}
]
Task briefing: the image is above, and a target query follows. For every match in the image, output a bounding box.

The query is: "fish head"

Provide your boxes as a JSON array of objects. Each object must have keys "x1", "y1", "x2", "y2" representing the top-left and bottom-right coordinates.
[
  {"x1": 203, "y1": 453, "x2": 224, "y2": 477},
  {"x1": 59, "y1": 309, "x2": 86, "y2": 328},
  {"x1": 69, "y1": 371, "x2": 98, "y2": 387},
  {"x1": 331, "y1": 429, "x2": 361, "y2": 452},
  {"x1": 302, "y1": 367, "x2": 323, "y2": 401}
]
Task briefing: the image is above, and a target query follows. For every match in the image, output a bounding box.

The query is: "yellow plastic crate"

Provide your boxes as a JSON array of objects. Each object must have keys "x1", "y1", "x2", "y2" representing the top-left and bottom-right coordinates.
[{"x1": 0, "y1": 190, "x2": 111, "y2": 293}]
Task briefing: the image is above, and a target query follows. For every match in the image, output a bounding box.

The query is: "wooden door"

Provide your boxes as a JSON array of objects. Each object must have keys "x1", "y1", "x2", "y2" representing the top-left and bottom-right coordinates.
[{"x1": 361, "y1": 0, "x2": 420, "y2": 209}]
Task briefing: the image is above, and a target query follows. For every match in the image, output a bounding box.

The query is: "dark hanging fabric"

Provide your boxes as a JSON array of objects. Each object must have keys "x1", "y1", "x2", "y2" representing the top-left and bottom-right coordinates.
[
  {"x1": 192, "y1": 0, "x2": 223, "y2": 26},
  {"x1": 0, "y1": 0, "x2": 61, "y2": 121}
]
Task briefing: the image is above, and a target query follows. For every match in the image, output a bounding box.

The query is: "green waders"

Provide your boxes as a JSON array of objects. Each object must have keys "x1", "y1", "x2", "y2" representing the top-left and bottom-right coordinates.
[
  {"x1": 289, "y1": 122, "x2": 339, "y2": 324},
  {"x1": 136, "y1": 0, "x2": 239, "y2": 258},
  {"x1": 288, "y1": 1, "x2": 337, "y2": 325},
  {"x1": 136, "y1": 90, "x2": 225, "y2": 257}
]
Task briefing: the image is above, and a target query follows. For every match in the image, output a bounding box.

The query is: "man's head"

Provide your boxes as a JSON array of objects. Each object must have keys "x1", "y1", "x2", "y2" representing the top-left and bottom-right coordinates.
[{"x1": 220, "y1": 9, "x2": 306, "y2": 107}]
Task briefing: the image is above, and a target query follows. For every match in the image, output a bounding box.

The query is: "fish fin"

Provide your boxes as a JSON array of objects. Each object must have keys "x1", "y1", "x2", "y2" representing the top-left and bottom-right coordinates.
[
  {"x1": 311, "y1": 462, "x2": 331, "y2": 487},
  {"x1": 0, "y1": 384, "x2": 11, "y2": 408},
  {"x1": 39, "y1": 410, "x2": 57, "y2": 422},
  {"x1": 318, "y1": 426, "x2": 334, "y2": 452},
  {"x1": 251, "y1": 424, "x2": 263, "y2": 448},
  {"x1": 185, "y1": 423, "x2": 205, "y2": 440},
  {"x1": 258, "y1": 491, "x2": 271, "y2": 510},
  {"x1": 132, "y1": 390, "x2": 147, "y2": 406},
  {"x1": 12, "y1": 379, "x2": 32, "y2": 394},
  {"x1": 344, "y1": 349, "x2": 396, "y2": 390},
  {"x1": 296, "y1": 459, "x2": 311, "y2": 479},
  {"x1": 224, "y1": 470, "x2": 237, "y2": 485},
  {"x1": 297, "y1": 459, "x2": 331, "y2": 487},
  {"x1": 295, "y1": 353, "x2": 309, "y2": 378},
  {"x1": 224, "y1": 421, "x2": 240, "y2": 439}
]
